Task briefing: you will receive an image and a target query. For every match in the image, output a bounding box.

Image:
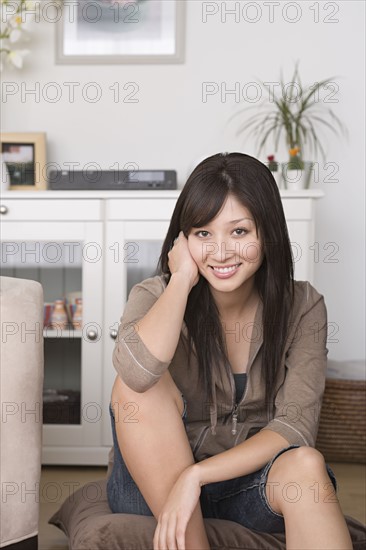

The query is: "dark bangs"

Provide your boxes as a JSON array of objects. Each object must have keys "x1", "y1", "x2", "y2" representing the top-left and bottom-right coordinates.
[{"x1": 180, "y1": 169, "x2": 234, "y2": 234}]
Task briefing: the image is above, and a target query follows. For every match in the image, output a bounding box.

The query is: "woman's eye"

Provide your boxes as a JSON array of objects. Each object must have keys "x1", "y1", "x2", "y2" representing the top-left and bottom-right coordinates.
[{"x1": 194, "y1": 228, "x2": 247, "y2": 237}]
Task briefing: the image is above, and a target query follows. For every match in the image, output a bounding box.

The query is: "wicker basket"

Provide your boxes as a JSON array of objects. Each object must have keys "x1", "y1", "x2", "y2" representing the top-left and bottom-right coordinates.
[{"x1": 315, "y1": 378, "x2": 366, "y2": 463}]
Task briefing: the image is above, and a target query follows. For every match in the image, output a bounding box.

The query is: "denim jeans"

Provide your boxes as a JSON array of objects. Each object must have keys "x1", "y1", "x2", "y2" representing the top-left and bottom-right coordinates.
[{"x1": 107, "y1": 397, "x2": 338, "y2": 534}]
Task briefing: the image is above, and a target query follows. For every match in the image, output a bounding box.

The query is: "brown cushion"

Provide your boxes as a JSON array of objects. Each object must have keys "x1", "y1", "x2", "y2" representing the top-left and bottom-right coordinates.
[{"x1": 49, "y1": 479, "x2": 366, "y2": 550}]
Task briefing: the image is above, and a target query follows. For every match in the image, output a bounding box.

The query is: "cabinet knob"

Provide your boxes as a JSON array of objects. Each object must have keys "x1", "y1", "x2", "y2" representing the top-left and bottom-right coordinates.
[
  {"x1": 110, "y1": 329, "x2": 118, "y2": 340},
  {"x1": 0, "y1": 205, "x2": 8, "y2": 215},
  {"x1": 87, "y1": 329, "x2": 98, "y2": 341}
]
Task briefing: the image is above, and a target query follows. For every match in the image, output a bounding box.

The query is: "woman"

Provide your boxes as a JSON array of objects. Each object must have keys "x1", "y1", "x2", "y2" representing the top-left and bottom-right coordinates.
[{"x1": 107, "y1": 153, "x2": 352, "y2": 549}]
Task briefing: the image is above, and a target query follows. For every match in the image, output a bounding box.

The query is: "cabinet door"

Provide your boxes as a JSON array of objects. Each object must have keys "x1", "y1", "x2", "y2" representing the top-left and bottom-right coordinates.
[
  {"x1": 103, "y1": 220, "x2": 169, "y2": 446},
  {"x1": 1, "y1": 221, "x2": 104, "y2": 462}
]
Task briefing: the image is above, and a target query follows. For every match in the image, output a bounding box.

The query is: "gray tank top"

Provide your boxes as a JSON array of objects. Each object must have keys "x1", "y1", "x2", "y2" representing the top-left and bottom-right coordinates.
[{"x1": 233, "y1": 372, "x2": 247, "y2": 404}]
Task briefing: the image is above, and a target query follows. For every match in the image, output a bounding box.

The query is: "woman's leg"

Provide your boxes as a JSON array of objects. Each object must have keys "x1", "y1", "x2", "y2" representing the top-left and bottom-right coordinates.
[
  {"x1": 111, "y1": 372, "x2": 210, "y2": 550},
  {"x1": 265, "y1": 446, "x2": 353, "y2": 549}
]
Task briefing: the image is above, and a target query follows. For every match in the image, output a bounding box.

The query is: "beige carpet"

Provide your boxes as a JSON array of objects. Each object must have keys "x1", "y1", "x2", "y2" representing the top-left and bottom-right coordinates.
[{"x1": 40, "y1": 463, "x2": 366, "y2": 550}]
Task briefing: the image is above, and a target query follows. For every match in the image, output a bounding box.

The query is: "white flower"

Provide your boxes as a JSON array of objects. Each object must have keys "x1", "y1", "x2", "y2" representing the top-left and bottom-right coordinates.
[
  {"x1": 0, "y1": 0, "x2": 39, "y2": 70},
  {"x1": 9, "y1": 28, "x2": 22, "y2": 43},
  {"x1": 8, "y1": 48, "x2": 30, "y2": 69}
]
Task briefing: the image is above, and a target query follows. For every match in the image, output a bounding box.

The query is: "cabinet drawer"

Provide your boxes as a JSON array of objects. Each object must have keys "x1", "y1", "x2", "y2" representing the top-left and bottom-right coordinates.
[
  {"x1": 106, "y1": 199, "x2": 177, "y2": 220},
  {"x1": 0, "y1": 200, "x2": 102, "y2": 221}
]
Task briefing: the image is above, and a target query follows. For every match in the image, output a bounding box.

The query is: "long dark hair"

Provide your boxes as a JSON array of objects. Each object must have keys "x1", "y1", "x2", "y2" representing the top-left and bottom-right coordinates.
[{"x1": 156, "y1": 152, "x2": 294, "y2": 410}]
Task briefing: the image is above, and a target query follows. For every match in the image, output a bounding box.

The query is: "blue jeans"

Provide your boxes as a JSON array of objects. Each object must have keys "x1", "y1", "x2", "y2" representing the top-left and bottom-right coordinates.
[{"x1": 107, "y1": 397, "x2": 338, "y2": 534}]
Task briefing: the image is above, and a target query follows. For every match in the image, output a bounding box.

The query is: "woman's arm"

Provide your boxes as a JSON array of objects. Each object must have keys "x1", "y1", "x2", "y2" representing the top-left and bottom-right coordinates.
[
  {"x1": 136, "y1": 272, "x2": 191, "y2": 363},
  {"x1": 152, "y1": 429, "x2": 290, "y2": 549},
  {"x1": 260, "y1": 283, "x2": 329, "y2": 448},
  {"x1": 191, "y1": 429, "x2": 290, "y2": 486},
  {"x1": 113, "y1": 232, "x2": 199, "y2": 391},
  {"x1": 132, "y1": 231, "x2": 199, "y2": 362}
]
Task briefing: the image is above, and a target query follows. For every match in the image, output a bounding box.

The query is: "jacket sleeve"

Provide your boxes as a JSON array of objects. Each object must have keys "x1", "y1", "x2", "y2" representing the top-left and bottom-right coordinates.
[
  {"x1": 261, "y1": 283, "x2": 328, "y2": 447},
  {"x1": 112, "y1": 277, "x2": 172, "y2": 393}
]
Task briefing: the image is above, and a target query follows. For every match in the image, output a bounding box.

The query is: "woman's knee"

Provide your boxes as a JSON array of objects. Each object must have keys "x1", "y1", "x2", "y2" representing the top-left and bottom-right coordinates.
[
  {"x1": 269, "y1": 446, "x2": 327, "y2": 483},
  {"x1": 111, "y1": 371, "x2": 184, "y2": 418},
  {"x1": 266, "y1": 447, "x2": 329, "y2": 514}
]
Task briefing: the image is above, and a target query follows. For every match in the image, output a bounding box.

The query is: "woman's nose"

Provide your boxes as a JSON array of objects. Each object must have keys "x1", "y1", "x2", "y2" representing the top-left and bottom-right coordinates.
[{"x1": 203, "y1": 238, "x2": 240, "y2": 263}]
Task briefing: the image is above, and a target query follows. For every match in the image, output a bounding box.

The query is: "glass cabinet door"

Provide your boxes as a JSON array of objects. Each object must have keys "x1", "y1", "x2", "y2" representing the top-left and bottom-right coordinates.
[
  {"x1": 103, "y1": 220, "x2": 169, "y2": 446},
  {"x1": 1, "y1": 221, "x2": 104, "y2": 458}
]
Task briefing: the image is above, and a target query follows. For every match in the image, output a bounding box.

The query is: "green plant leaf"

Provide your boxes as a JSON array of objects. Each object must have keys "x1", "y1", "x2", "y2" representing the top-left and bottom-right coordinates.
[
  {"x1": 231, "y1": 62, "x2": 346, "y2": 162},
  {"x1": 257, "y1": 121, "x2": 285, "y2": 156},
  {"x1": 298, "y1": 77, "x2": 337, "y2": 116},
  {"x1": 235, "y1": 111, "x2": 277, "y2": 138},
  {"x1": 305, "y1": 117, "x2": 327, "y2": 162}
]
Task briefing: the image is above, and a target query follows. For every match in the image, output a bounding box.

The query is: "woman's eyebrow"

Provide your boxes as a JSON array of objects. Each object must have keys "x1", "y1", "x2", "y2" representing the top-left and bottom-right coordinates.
[
  {"x1": 225, "y1": 217, "x2": 253, "y2": 224},
  {"x1": 194, "y1": 217, "x2": 253, "y2": 228}
]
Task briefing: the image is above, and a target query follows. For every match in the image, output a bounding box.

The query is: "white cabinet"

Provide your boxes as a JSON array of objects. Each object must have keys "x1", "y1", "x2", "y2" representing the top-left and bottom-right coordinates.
[
  {"x1": 0, "y1": 190, "x2": 323, "y2": 464},
  {"x1": 1, "y1": 199, "x2": 105, "y2": 464}
]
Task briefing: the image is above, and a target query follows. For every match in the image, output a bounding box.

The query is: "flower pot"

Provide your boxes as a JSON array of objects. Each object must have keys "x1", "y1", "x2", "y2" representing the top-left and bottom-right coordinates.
[
  {"x1": 281, "y1": 161, "x2": 314, "y2": 190},
  {"x1": 270, "y1": 170, "x2": 282, "y2": 188}
]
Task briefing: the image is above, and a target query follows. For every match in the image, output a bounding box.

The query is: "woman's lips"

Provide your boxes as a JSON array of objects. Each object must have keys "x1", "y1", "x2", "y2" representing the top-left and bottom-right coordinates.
[{"x1": 209, "y1": 263, "x2": 241, "y2": 279}]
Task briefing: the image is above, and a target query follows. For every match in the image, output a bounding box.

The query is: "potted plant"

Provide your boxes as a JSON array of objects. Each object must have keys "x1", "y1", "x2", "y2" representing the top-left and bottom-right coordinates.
[
  {"x1": 267, "y1": 154, "x2": 281, "y2": 187},
  {"x1": 231, "y1": 62, "x2": 347, "y2": 190}
]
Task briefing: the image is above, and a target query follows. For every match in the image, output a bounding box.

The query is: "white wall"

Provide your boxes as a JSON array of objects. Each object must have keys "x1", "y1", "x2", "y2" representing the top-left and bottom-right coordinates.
[{"x1": 1, "y1": 1, "x2": 365, "y2": 363}]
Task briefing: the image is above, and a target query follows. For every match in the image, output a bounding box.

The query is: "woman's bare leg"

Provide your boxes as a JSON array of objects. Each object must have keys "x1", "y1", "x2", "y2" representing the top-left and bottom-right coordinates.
[
  {"x1": 111, "y1": 372, "x2": 210, "y2": 549},
  {"x1": 266, "y1": 447, "x2": 353, "y2": 549}
]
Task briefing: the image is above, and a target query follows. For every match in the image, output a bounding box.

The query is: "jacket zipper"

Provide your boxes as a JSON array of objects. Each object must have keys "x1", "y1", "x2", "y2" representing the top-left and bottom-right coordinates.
[
  {"x1": 230, "y1": 369, "x2": 241, "y2": 435},
  {"x1": 231, "y1": 403, "x2": 239, "y2": 435},
  {"x1": 230, "y1": 345, "x2": 259, "y2": 436},
  {"x1": 228, "y1": 369, "x2": 237, "y2": 435}
]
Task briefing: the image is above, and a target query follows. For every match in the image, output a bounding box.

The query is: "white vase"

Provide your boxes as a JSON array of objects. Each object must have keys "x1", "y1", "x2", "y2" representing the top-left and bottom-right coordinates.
[
  {"x1": 281, "y1": 161, "x2": 314, "y2": 190},
  {"x1": 0, "y1": 154, "x2": 11, "y2": 193}
]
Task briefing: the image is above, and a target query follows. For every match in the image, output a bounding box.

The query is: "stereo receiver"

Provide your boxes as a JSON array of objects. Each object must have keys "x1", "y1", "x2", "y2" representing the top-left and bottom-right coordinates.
[{"x1": 48, "y1": 169, "x2": 177, "y2": 190}]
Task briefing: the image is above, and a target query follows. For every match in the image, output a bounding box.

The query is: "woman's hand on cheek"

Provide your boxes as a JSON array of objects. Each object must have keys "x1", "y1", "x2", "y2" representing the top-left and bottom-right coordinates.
[
  {"x1": 168, "y1": 231, "x2": 199, "y2": 291},
  {"x1": 153, "y1": 465, "x2": 201, "y2": 550}
]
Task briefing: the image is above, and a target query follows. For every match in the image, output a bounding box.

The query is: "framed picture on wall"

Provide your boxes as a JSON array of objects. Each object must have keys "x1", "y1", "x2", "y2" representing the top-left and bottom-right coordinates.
[
  {"x1": 55, "y1": 0, "x2": 186, "y2": 64},
  {"x1": 0, "y1": 132, "x2": 47, "y2": 191}
]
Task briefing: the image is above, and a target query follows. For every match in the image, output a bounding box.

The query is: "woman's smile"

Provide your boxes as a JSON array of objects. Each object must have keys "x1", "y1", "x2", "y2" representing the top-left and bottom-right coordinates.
[{"x1": 209, "y1": 263, "x2": 242, "y2": 278}]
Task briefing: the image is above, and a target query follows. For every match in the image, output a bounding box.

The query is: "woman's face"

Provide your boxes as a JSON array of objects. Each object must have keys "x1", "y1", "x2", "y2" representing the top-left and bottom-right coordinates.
[{"x1": 187, "y1": 194, "x2": 263, "y2": 294}]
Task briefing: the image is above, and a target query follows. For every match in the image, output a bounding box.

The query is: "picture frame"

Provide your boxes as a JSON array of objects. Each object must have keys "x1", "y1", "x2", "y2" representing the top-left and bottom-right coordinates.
[
  {"x1": 0, "y1": 132, "x2": 47, "y2": 191},
  {"x1": 55, "y1": 0, "x2": 186, "y2": 65}
]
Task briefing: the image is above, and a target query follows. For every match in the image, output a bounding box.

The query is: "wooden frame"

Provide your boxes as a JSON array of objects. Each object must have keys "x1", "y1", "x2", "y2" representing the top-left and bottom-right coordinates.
[
  {"x1": 55, "y1": 0, "x2": 186, "y2": 65},
  {"x1": 0, "y1": 132, "x2": 47, "y2": 191}
]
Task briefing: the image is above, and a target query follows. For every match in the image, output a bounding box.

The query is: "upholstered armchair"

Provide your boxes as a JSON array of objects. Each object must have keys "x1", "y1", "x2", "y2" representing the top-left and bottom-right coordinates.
[{"x1": 0, "y1": 277, "x2": 44, "y2": 549}]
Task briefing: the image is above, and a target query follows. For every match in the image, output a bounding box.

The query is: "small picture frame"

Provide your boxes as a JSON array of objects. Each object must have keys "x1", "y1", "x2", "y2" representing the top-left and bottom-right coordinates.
[{"x1": 0, "y1": 132, "x2": 47, "y2": 191}]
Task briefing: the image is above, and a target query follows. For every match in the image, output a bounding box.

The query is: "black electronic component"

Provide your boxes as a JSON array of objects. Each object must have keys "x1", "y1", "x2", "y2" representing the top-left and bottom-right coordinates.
[{"x1": 48, "y1": 169, "x2": 177, "y2": 190}]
